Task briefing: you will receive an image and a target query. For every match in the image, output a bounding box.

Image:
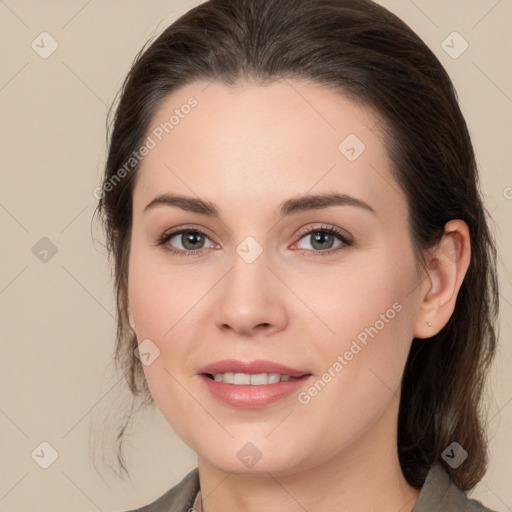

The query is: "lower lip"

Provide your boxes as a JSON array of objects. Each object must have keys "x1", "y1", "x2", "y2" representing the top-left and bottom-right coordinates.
[{"x1": 200, "y1": 374, "x2": 312, "y2": 408}]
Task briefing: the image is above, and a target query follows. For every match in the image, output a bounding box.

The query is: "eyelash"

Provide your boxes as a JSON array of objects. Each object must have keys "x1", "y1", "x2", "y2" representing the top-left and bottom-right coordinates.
[{"x1": 155, "y1": 224, "x2": 353, "y2": 257}]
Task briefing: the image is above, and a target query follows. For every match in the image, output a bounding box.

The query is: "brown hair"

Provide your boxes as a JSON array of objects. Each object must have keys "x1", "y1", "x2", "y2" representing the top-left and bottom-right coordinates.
[{"x1": 94, "y1": 0, "x2": 499, "y2": 490}]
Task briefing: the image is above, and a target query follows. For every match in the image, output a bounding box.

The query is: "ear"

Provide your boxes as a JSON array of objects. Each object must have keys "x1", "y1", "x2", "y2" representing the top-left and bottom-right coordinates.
[{"x1": 413, "y1": 219, "x2": 471, "y2": 339}]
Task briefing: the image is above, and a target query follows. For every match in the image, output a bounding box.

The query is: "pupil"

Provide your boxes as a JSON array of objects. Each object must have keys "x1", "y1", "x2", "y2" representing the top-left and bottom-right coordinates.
[
  {"x1": 183, "y1": 230, "x2": 204, "y2": 250},
  {"x1": 312, "y1": 231, "x2": 333, "y2": 250}
]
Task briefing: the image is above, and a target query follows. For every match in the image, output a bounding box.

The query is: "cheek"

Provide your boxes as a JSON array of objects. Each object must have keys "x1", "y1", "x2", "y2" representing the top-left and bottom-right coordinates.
[
  {"x1": 128, "y1": 253, "x2": 199, "y2": 441},
  {"x1": 141, "y1": 360, "x2": 201, "y2": 451},
  {"x1": 294, "y1": 304, "x2": 413, "y2": 461},
  {"x1": 127, "y1": 245, "x2": 198, "y2": 339},
  {"x1": 127, "y1": 248, "x2": 208, "y2": 398},
  {"x1": 294, "y1": 248, "x2": 417, "y2": 344},
  {"x1": 298, "y1": 251, "x2": 417, "y2": 407}
]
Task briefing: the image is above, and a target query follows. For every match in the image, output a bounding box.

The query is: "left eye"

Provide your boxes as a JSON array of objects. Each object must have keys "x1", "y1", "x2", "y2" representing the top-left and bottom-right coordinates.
[{"x1": 294, "y1": 227, "x2": 352, "y2": 252}]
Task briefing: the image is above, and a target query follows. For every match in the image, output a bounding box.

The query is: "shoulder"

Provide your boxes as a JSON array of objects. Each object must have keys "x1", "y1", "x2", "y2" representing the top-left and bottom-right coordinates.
[
  {"x1": 412, "y1": 463, "x2": 498, "y2": 512},
  {"x1": 119, "y1": 468, "x2": 200, "y2": 512}
]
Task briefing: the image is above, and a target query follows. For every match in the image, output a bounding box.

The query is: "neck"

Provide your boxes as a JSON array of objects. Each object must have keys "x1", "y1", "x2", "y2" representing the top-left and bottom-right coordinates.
[{"x1": 196, "y1": 403, "x2": 420, "y2": 512}]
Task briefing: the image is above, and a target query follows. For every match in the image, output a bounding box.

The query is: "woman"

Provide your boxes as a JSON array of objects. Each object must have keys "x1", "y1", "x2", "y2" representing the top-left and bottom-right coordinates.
[{"x1": 95, "y1": 0, "x2": 500, "y2": 510}]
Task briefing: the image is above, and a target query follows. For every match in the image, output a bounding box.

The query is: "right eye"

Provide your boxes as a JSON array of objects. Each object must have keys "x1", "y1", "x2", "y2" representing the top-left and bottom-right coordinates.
[{"x1": 157, "y1": 228, "x2": 217, "y2": 255}]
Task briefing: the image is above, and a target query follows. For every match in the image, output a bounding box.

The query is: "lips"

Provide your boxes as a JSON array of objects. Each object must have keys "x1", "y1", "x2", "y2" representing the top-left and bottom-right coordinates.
[
  {"x1": 198, "y1": 359, "x2": 313, "y2": 408},
  {"x1": 199, "y1": 359, "x2": 310, "y2": 378}
]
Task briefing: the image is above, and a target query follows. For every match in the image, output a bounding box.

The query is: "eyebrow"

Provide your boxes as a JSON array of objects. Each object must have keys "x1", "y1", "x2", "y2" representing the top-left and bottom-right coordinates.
[{"x1": 143, "y1": 192, "x2": 376, "y2": 217}]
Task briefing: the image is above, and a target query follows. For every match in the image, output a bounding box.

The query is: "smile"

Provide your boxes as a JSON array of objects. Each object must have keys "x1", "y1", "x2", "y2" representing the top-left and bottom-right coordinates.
[
  {"x1": 198, "y1": 360, "x2": 313, "y2": 408},
  {"x1": 207, "y1": 372, "x2": 294, "y2": 385}
]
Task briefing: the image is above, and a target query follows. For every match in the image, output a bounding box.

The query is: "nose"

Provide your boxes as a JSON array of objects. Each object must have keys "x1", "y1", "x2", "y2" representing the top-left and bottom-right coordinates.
[{"x1": 214, "y1": 249, "x2": 288, "y2": 337}]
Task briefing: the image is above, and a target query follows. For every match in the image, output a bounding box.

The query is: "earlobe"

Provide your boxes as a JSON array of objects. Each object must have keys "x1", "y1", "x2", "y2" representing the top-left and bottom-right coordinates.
[{"x1": 413, "y1": 220, "x2": 471, "y2": 339}]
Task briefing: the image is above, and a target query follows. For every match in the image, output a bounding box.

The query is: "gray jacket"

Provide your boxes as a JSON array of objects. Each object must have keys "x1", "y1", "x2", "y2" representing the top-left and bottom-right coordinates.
[{"x1": 124, "y1": 463, "x2": 498, "y2": 511}]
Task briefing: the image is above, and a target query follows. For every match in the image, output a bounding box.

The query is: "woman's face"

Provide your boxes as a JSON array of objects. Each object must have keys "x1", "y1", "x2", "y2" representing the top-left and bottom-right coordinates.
[{"x1": 127, "y1": 79, "x2": 427, "y2": 475}]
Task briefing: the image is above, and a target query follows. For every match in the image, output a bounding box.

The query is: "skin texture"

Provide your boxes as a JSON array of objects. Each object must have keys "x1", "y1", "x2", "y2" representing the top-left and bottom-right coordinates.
[{"x1": 126, "y1": 80, "x2": 471, "y2": 512}]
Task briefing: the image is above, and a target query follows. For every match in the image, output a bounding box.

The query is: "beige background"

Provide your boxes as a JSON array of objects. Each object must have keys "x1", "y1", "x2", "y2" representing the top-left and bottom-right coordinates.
[{"x1": 0, "y1": 1, "x2": 511, "y2": 511}]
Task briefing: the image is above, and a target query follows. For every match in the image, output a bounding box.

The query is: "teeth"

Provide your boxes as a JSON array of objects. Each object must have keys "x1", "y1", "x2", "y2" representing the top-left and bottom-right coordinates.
[
  {"x1": 234, "y1": 373, "x2": 251, "y2": 385},
  {"x1": 212, "y1": 372, "x2": 294, "y2": 385}
]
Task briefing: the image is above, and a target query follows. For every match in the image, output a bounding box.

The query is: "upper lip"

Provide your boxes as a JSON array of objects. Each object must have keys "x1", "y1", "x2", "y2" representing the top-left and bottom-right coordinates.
[{"x1": 199, "y1": 359, "x2": 311, "y2": 378}]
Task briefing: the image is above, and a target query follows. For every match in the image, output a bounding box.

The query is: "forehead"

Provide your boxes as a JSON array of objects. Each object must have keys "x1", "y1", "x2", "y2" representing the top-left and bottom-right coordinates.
[{"x1": 133, "y1": 79, "x2": 406, "y2": 221}]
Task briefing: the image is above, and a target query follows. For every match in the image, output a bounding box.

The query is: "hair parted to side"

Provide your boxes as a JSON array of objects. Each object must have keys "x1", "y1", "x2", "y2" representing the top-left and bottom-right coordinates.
[{"x1": 93, "y1": 0, "x2": 499, "y2": 490}]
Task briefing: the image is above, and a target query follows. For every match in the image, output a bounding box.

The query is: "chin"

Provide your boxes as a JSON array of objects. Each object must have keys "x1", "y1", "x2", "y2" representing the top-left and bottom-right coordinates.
[{"x1": 196, "y1": 440, "x2": 311, "y2": 477}]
